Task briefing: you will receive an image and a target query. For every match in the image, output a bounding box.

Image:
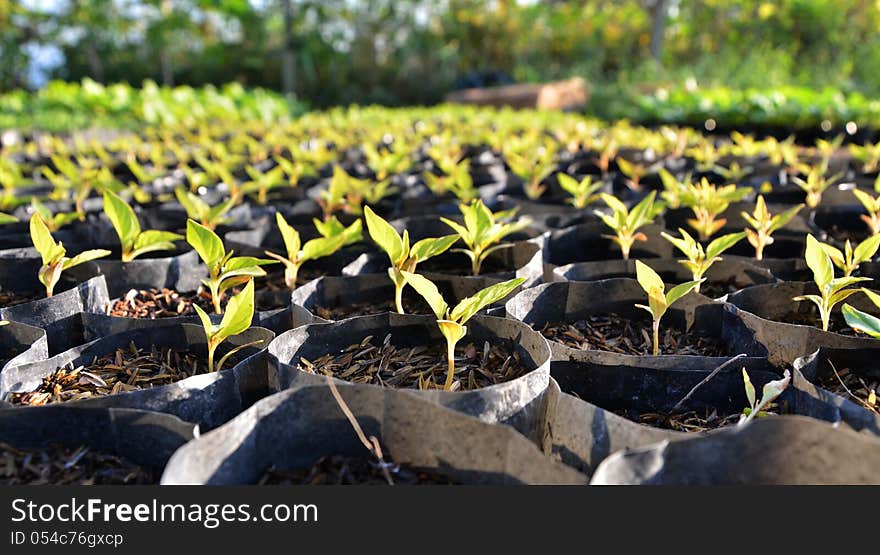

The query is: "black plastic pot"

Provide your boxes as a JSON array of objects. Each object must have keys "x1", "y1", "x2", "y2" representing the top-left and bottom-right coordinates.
[
  {"x1": 0, "y1": 320, "x2": 48, "y2": 371},
  {"x1": 289, "y1": 273, "x2": 518, "y2": 328},
  {"x1": 268, "y1": 312, "x2": 551, "y2": 438},
  {"x1": 505, "y1": 278, "x2": 768, "y2": 363},
  {"x1": 792, "y1": 347, "x2": 880, "y2": 436},
  {"x1": 809, "y1": 203, "x2": 873, "y2": 246},
  {"x1": 726, "y1": 282, "x2": 880, "y2": 365},
  {"x1": 160, "y1": 383, "x2": 586, "y2": 485},
  {"x1": 590, "y1": 416, "x2": 880, "y2": 485},
  {"x1": 553, "y1": 257, "x2": 775, "y2": 299},
  {"x1": 538, "y1": 379, "x2": 680, "y2": 476},
  {"x1": 67, "y1": 248, "x2": 205, "y2": 298},
  {"x1": 0, "y1": 323, "x2": 275, "y2": 430},
  {"x1": 344, "y1": 239, "x2": 544, "y2": 288},
  {"x1": 0, "y1": 275, "x2": 109, "y2": 355},
  {"x1": 0, "y1": 405, "x2": 197, "y2": 483}
]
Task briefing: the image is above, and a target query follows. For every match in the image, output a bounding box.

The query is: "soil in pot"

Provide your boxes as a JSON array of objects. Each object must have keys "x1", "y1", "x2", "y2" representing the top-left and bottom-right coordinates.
[
  {"x1": 259, "y1": 455, "x2": 458, "y2": 485},
  {"x1": 416, "y1": 250, "x2": 511, "y2": 275},
  {"x1": 0, "y1": 442, "x2": 157, "y2": 485},
  {"x1": 0, "y1": 289, "x2": 41, "y2": 309},
  {"x1": 296, "y1": 333, "x2": 529, "y2": 391},
  {"x1": 814, "y1": 365, "x2": 879, "y2": 416},
  {"x1": 7, "y1": 344, "x2": 243, "y2": 406},
  {"x1": 311, "y1": 294, "x2": 431, "y2": 321},
  {"x1": 537, "y1": 312, "x2": 729, "y2": 357},
  {"x1": 617, "y1": 403, "x2": 792, "y2": 433},
  {"x1": 106, "y1": 288, "x2": 215, "y2": 318}
]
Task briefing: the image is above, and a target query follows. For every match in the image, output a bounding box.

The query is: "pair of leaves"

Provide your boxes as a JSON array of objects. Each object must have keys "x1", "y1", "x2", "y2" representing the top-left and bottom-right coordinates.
[
  {"x1": 633, "y1": 260, "x2": 703, "y2": 322},
  {"x1": 29, "y1": 214, "x2": 110, "y2": 295},
  {"x1": 187, "y1": 219, "x2": 274, "y2": 287},
  {"x1": 175, "y1": 188, "x2": 235, "y2": 230},
  {"x1": 596, "y1": 191, "x2": 661, "y2": 234},
  {"x1": 401, "y1": 271, "x2": 525, "y2": 326},
  {"x1": 740, "y1": 368, "x2": 791, "y2": 424},
  {"x1": 741, "y1": 196, "x2": 803, "y2": 239},
  {"x1": 30, "y1": 198, "x2": 78, "y2": 231},
  {"x1": 364, "y1": 205, "x2": 458, "y2": 269},
  {"x1": 193, "y1": 280, "x2": 256, "y2": 372},
  {"x1": 662, "y1": 228, "x2": 746, "y2": 267},
  {"x1": 441, "y1": 199, "x2": 530, "y2": 261},
  {"x1": 103, "y1": 190, "x2": 182, "y2": 261},
  {"x1": 557, "y1": 173, "x2": 602, "y2": 208},
  {"x1": 271, "y1": 212, "x2": 350, "y2": 267},
  {"x1": 818, "y1": 234, "x2": 880, "y2": 277}
]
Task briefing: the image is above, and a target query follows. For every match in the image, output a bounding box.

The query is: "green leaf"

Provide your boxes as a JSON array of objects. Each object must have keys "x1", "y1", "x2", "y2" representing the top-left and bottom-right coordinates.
[
  {"x1": 854, "y1": 234, "x2": 880, "y2": 264},
  {"x1": 440, "y1": 217, "x2": 472, "y2": 246},
  {"x1": 175, "y1": 187, "x2": 208, "y2": 220},
  {"x1": 449, "y1": 277, "x2": 526, "y2": 324},
  {"x1": 364, "y1": 205, "x2": 404, "y2": 264},
  {"x1": 635, "y1": 260, "x2": 665, "y2": 297},
  {"x1": 187, "y1": 219, "x2": 225, "y2": 268},
  {"x1": 103, "y1": 189, "x2": 140, "y2": 252},
  {"x1": 861, "y1": 288, "x2": 880, "y2": 310},
  {"x1": 768, "y1": 204, "x2": 804, "y2": 233},
  {"x1": 754, "y1": 370, "x2": 791, "y2": 414},
  {"x1": 216, "y1": 280, "x2": 255, "y2": 342},
  {"x1": 63, "y1": 249, "x2": 111, "y2": 270},
  {"x1": 626, "y1": 191, "x2": 657, "y2": 230},
  {"x1": 409, "y1": 234, "x2": 459, "y2": 262},
  {"x1": 743, "y1": 368, "x2": 756, "y2": 410},
  {"x1": 0, "y1": 213, "x2": 15, "y2": 225},
  {"x1": 400, "y1": 271, "x2": 448, "y2": 320},
  {"x1": 300, "y1": 234, "x2": 346, "y2": 262},
  {"x1": 805, "y1": 235, "x2": 834, "y2": 289},
  {"x1": 705, "y1": 231, "x2": 747, "y2": 259},
  {"x1": 133, "y1": 230, "x2": 183, "y2": 251},
  {"x1": 225, "y1": 256, "x2": 276, "y2": 271},
  {"x1": 29, "y1": 214, "x2": 61, "y2": 265},
  {"x1": 275, "y1": 212, "x2": 301, "y2": 261},
  {"x1": 193, "y1": 303, "x2": 217, "y2": 339},
  {"x1": 843, "y1": 303, "x2": 880, "y2": 338},
  {"x1": 665, "y1": 279, "x2": 703, "y2": 306}
]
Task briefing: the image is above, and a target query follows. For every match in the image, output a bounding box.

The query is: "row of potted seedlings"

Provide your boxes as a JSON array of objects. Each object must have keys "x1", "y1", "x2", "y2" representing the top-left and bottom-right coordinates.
[{"x1": 3, "y1": 113, "x2": 880, "y2": 484}]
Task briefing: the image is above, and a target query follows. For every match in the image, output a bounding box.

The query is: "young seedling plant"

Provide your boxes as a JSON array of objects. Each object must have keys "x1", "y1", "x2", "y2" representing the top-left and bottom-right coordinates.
[
  {"x1": 817, "y1": 234, "x2": 880, "y2": 277},
  {"x1": 193, "y1": 280, "x2": 263, "y2": 373},
  {"x1": 634, "y1": 260, "x2": 703, "y2": 356},
  {"x1": 595, "y1": 191, "x2": 663, "y2": 260},
  {"x1": 187, "y1": 219, "x2": 275, "y2": 314},
  {"x1": 556, "y1": 173, "x2": 603, "y2": 208},
  {"x1": 661, "y1": 228, "x2": 746, "y2": 293},
  {"x1": 441, "y1": 199, "x2": 531, "y2": 275},
  {"x1": 852, "y1": 178, "x2": 880, "y2": 236},
  {"x1": 363, "y1": 206, "x2": 458, "y2": 313},
  {"x1": 793, "y1": 235, "x2": 871, "y2": 331},
  {"x1": 401, "y1": 272, "x2": 525, "y2": 391},
  {"x1": 739, "y1": 368, "x2": 791, "y2": 425},
  {"x1": 679, "y1": 178, "x2": 750, "y2": 241},
  {"x1": 741, "y1": 195, "x2": 803, "y2": 260},
  {"x1": 263, "y1": 212, "x2": 350, "y2": 290},
  {"x1": 103, "y1": 190, "x2": 183, "y2": 262},
  {"x1": 792, "y1": 162, "x2": 843, "y2": 209},
  {"x1": 30, "y1": 198, "x2": 79, "y2": 232},
  {"x1": 175, "y1": 188, "x2": 236, "y2": 231},
  {"x1": 29, "y1": 214, "x2": 110, "y2": 298}
]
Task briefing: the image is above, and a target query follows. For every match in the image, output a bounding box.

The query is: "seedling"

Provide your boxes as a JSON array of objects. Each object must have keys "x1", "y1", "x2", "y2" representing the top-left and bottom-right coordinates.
[
  {"x1": 423, "y1": 159, "x2": 477, "y2": 202},
  {"x1": 193, "y1": 280, "x2": 262, "y2": 373},
  {"x1": 27, "y1": 199, "x2": 78, "y2": 232},
  {"x1": 263, "y1": 213, "x2": 349, "y2": 290},
  {"x1": 661, "y1": 229, "x2": 747, "y2": 293},
  {"x1": 739, "y1": 368, "x2": 791, "y2": 425},
  {"x1": 852, "y1": 180, "x2": 880, "y2": 236},
  {"x1": 595, "y1": 191, "x2": 663, "y2": 260},
  {"x1": 29, "y1": 214, "x2": 110, "y2": 298},
  {"x1": 741, "y1": 195, "x2": 803, "y2": 260},
  {"x1": 679, "y1": 178, "x2": 750, "y2": 240},
  {"x1": 842, "y1": 288, "x2": 880, "y2": 338},
  {"x1": 103, "y1": 190, "x2": 182, "y2": 262},
  {"x1": 186, "y1": 220, "x2": 275, "y2": 314},
  {"x1": 364, "y1": 205, "x2": 458, "y2": 313},
  {"x1": 401, "y1": 272, "x2": 525, "y2": 391},
  {"x1": 712, "y1": 161, "x2": 752, "y2": 183},
  {"x1": 615, "y1": 158, "x2": 649, "y2": 190},
  {"x1": 242, "y1": 165, "x2": 286, "y2": 205},
  {"x1": 175, "y1": 188, "x2": 235, "y2": 230},
  {"x1": 313, "y1": 215, "x2": 363, "y2": 246},
  {"x1": 817, "y1": 235, "x2": 880, "y2": 277},
  {"x1": 556, "y1": 173, "x2": 602, "y2": 208},
  {"x1": 658, "y1": 168, "x2": 689, "y2": 209},
  {"x1": 506, "y1": 148, "x2": 557, "y2": 200},
  {"x1": 634, "y1": 260, "x2": 703, "y2": 356},
  {"x1": 441, "y1": 199, "x2": 531, "y2": 275},
  {"x1": 793, "y1": 235, "x2": 871, "y2": 331},
  {"x1": 792, "y1": 162, "x2": 843, "y2": 208},
  {"x1": 274, "y1": 156, "x2": 316, "y2": 187},
  {"x1": 362, "y1": 144, "x2": 410, "y2": 182}
]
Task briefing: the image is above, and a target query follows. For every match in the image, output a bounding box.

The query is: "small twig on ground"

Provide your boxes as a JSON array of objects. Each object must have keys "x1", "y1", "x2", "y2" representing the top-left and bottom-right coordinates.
[
  {"x1": 325, "y1": 376, "x2": 394, "y2": 485},
  {"x1": 671, "y1": 353, "x2": 748, "y2": 413}
]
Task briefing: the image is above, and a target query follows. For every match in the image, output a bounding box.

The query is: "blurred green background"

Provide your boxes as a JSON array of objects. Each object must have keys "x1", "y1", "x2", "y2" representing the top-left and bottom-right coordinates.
[{"x1": 3, "y1": 0, "x2": 880, "y2": 120}]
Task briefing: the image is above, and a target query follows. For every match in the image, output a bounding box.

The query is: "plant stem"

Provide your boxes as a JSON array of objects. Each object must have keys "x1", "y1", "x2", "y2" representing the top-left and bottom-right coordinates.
[
  {"x1": 444, "y1": 340, "x2": 457, "y2": 390},
  {"x1": 471, "y1": 252, "x2": 482, "y2": 275},
  {"x1": 207, "y1": 344, "x2": 215, "y2": 374},
  {"x1": 652, "y1": 318, "x2": 660, "y2": 356},
  {"x1": 755, "y1": 240, "x2": 765, "y2": 261},
  {"x1": 210, "y1": 282, "x2": 222, "y2": 314},
  {"x1": 284, "y1": 263, "x2": 299, "y2": 290},
  {"x1": 394, "y1": 282, "x2": 405, "y2": 314}
]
